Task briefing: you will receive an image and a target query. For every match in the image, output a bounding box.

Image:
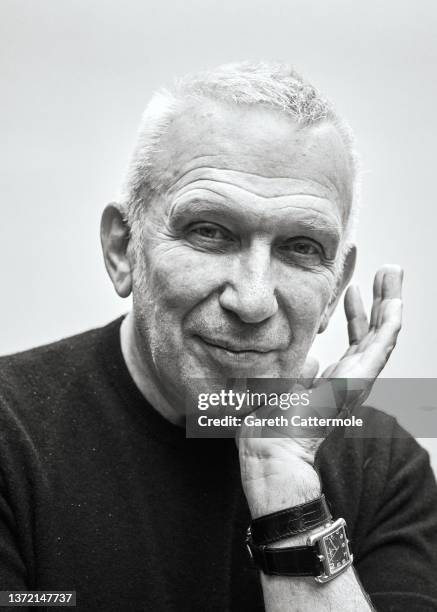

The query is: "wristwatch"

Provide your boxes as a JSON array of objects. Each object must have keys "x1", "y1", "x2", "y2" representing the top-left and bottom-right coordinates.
[
  {"x1": 250, "y1": 495, "x2": 332, "y2": 545},
  {"x1": 246, "y1": 501, "x2": 353, "y2": 583}
]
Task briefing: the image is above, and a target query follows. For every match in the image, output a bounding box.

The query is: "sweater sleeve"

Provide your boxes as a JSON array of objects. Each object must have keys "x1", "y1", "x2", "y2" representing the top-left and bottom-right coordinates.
[{"x1": 355, "y1": 426, "x2": 437, "y2": 611}]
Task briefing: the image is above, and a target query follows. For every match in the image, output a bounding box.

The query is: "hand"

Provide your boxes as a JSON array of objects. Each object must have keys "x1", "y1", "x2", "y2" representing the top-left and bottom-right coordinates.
[
  {"x1": 238, "y1": 265, "x2": 403, "y2": 517},
  {"x1": 316, "y1": 263, "x2": 404, "y2": 381}
]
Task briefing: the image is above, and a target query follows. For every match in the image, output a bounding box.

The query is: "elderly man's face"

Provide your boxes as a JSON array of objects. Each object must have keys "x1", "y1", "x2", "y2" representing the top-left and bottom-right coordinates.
[{"x1": 129, "y1": 100, "x2": 353, "y2": 404}]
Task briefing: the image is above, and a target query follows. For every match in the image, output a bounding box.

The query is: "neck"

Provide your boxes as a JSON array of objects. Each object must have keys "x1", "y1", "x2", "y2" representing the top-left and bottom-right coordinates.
[{"x1": 120, "y1": 311, "x2": 185, "y2": 427}]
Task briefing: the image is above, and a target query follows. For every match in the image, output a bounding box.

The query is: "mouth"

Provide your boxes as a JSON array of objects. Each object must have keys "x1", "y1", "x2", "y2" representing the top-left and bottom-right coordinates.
[
  {"x1": 198, "y1": 336, "x2": 277, "y2": 354},
  {"x1": 195, "y1": 335, "x2": 279, "y2": 368}
]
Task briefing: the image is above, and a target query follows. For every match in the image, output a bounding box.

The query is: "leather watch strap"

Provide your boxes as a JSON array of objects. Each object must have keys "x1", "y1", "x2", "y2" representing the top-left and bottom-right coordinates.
[
  {"x1": 249, "y1": 542, "x2": 323, "y2": 577},
  {"x1": 250, "y1": 495, "x2": 331, "y2": 545}
]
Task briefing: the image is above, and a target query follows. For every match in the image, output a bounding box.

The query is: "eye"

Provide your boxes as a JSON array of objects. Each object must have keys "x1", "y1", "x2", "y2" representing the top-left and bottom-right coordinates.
[
  {"x1": 277, "y1": 237, "x2": 324, "y2": 264},
  {"x1": 191, "y1": 225, "x2": 229, "y2": 240},
  {"x1": 291, "y1": 241, "x2": 319, "y2": 255},
  {"x1": 186, "y1": 222, "x2": 235, "y2": 250}
]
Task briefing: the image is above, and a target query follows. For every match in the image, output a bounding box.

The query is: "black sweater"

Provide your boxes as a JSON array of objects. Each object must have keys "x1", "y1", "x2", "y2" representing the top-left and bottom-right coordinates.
[{"x1": 0, "y1": 318, "x2": 436, "y2": 611}]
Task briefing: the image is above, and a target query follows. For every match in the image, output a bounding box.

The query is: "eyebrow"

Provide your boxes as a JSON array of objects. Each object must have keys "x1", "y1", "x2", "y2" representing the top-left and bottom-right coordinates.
[{"x1": 168, "y1": 191, "x2": 228, "y2": 220}]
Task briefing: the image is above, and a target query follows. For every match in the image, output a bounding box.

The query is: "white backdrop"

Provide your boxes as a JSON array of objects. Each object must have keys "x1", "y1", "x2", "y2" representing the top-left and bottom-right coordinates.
[{"x1": 1, "y1": 0, "x2": 436, "y2": 468}]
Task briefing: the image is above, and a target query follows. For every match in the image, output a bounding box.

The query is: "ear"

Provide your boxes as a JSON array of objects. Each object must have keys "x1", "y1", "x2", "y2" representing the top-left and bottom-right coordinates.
[
  {"x1": 100, "y1": 203, "x2": 132, "y2": 298},
  {"x1": 318, "y1": 245, "x2": 357, "y2": 334}
]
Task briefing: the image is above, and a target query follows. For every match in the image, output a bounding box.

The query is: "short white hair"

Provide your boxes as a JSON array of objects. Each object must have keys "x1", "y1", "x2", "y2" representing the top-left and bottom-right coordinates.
[{"x1": 120, "y1": 61, "x2": 360, "y2": 259}]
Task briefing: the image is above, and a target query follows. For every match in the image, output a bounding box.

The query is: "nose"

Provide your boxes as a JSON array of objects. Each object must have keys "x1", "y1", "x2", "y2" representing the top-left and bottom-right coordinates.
[{"x1": 218, "y1": 243, "x2": 278, "y2": 324}]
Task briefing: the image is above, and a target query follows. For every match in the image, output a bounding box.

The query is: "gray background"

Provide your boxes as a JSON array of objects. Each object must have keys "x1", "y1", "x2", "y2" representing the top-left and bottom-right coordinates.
[{"x1": 1, "y1": 0, "x2": 436, "y2": 467}]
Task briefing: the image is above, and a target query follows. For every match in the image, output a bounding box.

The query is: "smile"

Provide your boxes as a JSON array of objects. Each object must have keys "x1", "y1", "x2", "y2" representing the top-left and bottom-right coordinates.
[
  {"x1": 195, "y1": 335, "x2": 279, "y2": 369},
  {"x1": 198, "y1": 336, "x2": 277, "y2": 354}
]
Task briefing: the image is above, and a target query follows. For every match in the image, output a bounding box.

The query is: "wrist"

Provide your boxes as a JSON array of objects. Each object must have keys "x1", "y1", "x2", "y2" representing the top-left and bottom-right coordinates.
[{"x1": 243, "y1": 460, "x2": 322, "y2": 519}]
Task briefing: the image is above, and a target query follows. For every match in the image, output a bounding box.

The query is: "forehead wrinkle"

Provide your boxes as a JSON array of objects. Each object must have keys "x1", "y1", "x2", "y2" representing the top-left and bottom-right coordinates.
[
  {"x1": 166, "y1": 159, "x2": 336, "y2": 188},
  {"x1": 262, "y1": 202, "x2": 342, "y2": 228},
  {"x1": 167, "y1": 164, "x2": 339, "y2": 194},
  {"x1": 167, "y1": 171, "x2": 339, "y2": 204},
  {"x1": 161, "y1": 154, "x2": 221, "y2": 188},
  {"x1": 169, "y1": 176, "x2": 341, "y2": 216}
]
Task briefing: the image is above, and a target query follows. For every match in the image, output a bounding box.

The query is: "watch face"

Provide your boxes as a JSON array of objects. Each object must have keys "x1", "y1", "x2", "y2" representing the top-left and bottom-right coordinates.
[{"x1": 322, "y1": 524, "x2": 351, "y2": 573}]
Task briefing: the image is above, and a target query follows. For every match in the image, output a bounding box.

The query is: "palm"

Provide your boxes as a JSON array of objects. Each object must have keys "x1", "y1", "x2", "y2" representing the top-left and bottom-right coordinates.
[{"x1": 319, "y1": 264, "x2": 403, "y2": 381}]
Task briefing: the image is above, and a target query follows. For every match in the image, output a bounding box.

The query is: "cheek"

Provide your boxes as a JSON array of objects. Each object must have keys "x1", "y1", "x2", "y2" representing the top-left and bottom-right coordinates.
[
  {"x1": 280, "y1": 270, "x2": 334, "y2": 327},
  {"x1": 142, "y1": 246, "x2": 225, "y2": 311}
]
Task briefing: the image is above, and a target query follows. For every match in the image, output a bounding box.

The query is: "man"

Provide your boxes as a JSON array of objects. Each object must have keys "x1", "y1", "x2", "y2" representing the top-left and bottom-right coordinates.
[{"x1": 0, "y1": 62, "x2": 436, "y2": 611}]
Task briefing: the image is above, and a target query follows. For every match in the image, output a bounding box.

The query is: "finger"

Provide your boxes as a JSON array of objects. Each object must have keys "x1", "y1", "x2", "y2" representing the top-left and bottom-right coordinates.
[
  {"x1": 300, "y1": 355, "x2": 319, "y2": 388},
  {"x1": 359, "y1": 299, "x2": 403, "y2": 376},
  {"x1": 381, "y1": 265, "x2": 403, "y2": 298},
  {"x1": 344, "y1": 285, "x2": 369, "y2": 345},
  {"x1": 376, "y1": 297, "x2": 403, "y2": 340},
  {"x1": 376, "y1": 265, "x2": 403, "y2": 328},
  {"x1": 369, "y1": 269, "x2": 384, "y2": 329}
]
